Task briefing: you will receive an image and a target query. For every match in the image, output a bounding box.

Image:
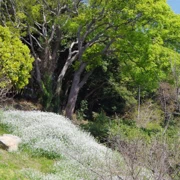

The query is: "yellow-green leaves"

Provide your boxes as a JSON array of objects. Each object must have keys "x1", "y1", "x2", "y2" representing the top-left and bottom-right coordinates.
[{"x1": 0, "y1": 25, "x2": 34, "y2": 89}]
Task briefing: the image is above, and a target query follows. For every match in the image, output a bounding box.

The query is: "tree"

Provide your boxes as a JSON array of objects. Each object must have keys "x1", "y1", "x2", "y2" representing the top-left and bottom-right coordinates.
[
  {"x1": 1, "y1": 0, "x2": 180, "y2": 120},
  {"x1": 64, "y1": 0, "x2": 180, "y2": 118},
  {"x1": 0, "y1": 0, "x2": 80, "y2": 109},
  {"x1": 0, "y1": 25, "x2": 34, "y2": 100}
]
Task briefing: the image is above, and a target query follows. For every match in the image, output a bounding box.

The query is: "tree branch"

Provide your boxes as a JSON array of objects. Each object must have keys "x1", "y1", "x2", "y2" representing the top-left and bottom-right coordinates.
[
  {"x1": 31, "y1": 34, "x2": 44, "y2": 49},
  {"x1": 79, "y1": 70, "x2": 93, "y2": 89}
]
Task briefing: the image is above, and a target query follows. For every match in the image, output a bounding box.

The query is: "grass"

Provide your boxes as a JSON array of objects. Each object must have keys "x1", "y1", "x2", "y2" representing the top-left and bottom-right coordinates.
[
  {"x1": 0, "y1": 124, "x2": 55, "y2": 180},
  {"x1": 0, "y1": 150, "x2": 55, "y2": 180},
  {"x1": 0, "y1": 124, "x2": 8, "y2": 134}
]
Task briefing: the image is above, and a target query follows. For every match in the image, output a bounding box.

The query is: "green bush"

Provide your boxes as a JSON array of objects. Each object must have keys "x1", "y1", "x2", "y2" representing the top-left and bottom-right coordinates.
[
  {"x1": 109, "y1": 119, "x2": 151, "y2": 142},
  {"x1": 77, "y1": 100, "x2": 88, "y2": 121},
  {"x1": 0, "y1": 25, "x2": 34, "y2": 89},
  {"x1": 81, "y1": 111, "x2": 112, "y2": 142}
]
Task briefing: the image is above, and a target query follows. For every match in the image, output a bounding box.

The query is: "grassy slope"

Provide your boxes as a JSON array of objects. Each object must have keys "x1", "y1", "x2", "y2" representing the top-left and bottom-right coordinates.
[
  {"x1": 0, "y1": 110, "x2": 123, "y2": 180},
  {"x1": 0, "y1": 125, "x2": 55, "y2": 180}
]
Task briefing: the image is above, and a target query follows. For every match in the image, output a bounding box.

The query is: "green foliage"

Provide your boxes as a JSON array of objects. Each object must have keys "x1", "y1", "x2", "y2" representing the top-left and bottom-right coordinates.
[
  {"x1": 41, "y1": 75, "x2": 53, "y2": 110},
  {"x1": 16, "y1": 0, "x2": 42, "y2": 24},
  {"x1": 77, "y1": 100, "x2": 88, "y2": 120},
  {"x1": 109, "y1": 0, "x2": 180, "y2": 94},
  {"x1": 0, "y1": 123, "x2": 10, "y2": 135},
  {"x1": 130, "y1": 100, "x2": 164, "y2": 128},
  {"x1": 81, "y1": 111, "x2": 112, "y2": 142},
  {"x1": 40, "y1": 74, "x2": 62, "y2": 112},
  {"x1": 2, "y1": 0, "x2": 180, "y2": 118},
  {"x1": 109, "y1": 119, "x2": 152, "y2": 142},
  {"x1": 109, "y1": 79, "x2": 137, "y2": 107},
  {"x1": 0, "y1": 148, "x2": 54, "y2": 180},
  {"x1": 0, "y1": 25, "x2": 34, "y2": 89},
  {"x1": 29, "y1": 147, "x2": 63, "y2": 160},
  {"x1": 82, "y1": 112, "x2": 164, "y2": 144},
  {"x1": 165, "y1": 122, "x2": 179, "y2": 141}
]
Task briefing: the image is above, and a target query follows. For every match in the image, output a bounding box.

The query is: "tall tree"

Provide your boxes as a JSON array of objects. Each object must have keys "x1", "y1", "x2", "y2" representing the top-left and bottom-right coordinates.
[
  {"x1": 1, "y1": 0, "x2": 180, "y2": 120},
  {"x1": 0, "y1": 0, "x2": 80, "y2": 109},
  {"x1": 64, "y1": 0, "x2": 180, "y2": 118}
]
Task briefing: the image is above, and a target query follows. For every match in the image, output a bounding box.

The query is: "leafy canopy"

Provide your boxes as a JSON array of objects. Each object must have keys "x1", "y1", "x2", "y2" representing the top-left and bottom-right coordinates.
[{"x1": 0, "y1": 25, "x2": 34, "y2": 89}]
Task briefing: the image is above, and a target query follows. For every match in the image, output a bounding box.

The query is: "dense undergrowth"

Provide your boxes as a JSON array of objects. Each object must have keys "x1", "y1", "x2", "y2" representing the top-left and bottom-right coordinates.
[{"x1": 81, "y1": 104, "x2": 180, "y2": 180}]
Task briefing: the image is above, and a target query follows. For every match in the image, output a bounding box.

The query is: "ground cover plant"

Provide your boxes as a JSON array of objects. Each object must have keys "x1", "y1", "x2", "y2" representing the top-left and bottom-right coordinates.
[{"x1": 0, "y1": 110, "x2": 125, "y2": 180}]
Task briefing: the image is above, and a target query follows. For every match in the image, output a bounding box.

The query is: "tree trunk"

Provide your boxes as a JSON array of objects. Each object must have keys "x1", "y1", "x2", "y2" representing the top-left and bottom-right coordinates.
[
  {"x1": 56, "y1": 53, "x2": 78, "y2": 96},
  {"x1": 56, "y1": 60, "x2": 72, "y2": 96},
  {"x1": 65, "y1": 76, "x2": 80, "y2": 119},
  {"x1": 34, "y1": 58, "x2": 43, "y2": 92},
  {"x1": 65, "y1": 62, "x2": 92, "y2": 119},
  {"x1": 50, "y1": 26, "x2": 61, "y2": 74}
]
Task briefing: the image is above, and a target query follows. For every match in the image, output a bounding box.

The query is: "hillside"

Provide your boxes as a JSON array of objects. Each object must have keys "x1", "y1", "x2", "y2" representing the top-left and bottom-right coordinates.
[
  {"x1": 0, "y1": 110, "x2": 124, "y2": 180},
  {"x1": 1, "y1": 1, "x2": 180, "y2": 179},
  {"x1": 0, "y1": 110, "x2": 179, "y2": 180}
]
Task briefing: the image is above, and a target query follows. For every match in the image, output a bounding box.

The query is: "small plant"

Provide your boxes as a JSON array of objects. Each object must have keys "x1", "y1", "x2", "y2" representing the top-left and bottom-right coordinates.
[
  {"x1": 81, "y1": 111, "x2": 113, "y2": 143},
  {"x1": 77, "y1": 100, "x2": 88, "y2": 121}
]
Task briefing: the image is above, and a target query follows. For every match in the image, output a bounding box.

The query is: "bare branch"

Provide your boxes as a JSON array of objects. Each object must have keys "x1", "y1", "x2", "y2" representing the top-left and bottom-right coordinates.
[
  {"x1": 77, "y1": 25, "x2": 83, "y2": 49},
  {"x1": 31, "y1": 34, "x2": 44, "y2": 49},
  {"x1": 48, "y1": 24, "x2": 55, "y2": 43},
  {"x1": 20, "y1": 37, "x2": 31, "y2": 47},
  {"x1": 85, "y1": 33, "x2": 105, "y2": 48},
  {"x1": 31, "y1": 26, "x2": 45, "y2": 37},
  {"x1": 102, "y1": 38, "x2": 115, "y2": 54},
  {"x1": 34, "y1": 21, "x2": 43, "y2": 29},
  {"x1": 69, "y1": 41, "x2": 78, "y2": 55},
  {"x1": 79, "y1": 70, "x2": 93, "y2": 89}
]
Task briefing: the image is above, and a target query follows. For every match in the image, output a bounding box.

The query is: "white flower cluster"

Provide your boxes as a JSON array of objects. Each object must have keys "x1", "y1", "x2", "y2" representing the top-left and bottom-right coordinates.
[{"x1": 1, "y1": 110, "x2": 122, "y2": 179}]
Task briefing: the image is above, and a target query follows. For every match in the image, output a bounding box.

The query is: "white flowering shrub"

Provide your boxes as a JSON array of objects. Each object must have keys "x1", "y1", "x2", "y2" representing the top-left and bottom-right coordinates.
[{"x1": 0, "y1": 110, "x2": 123, "y2": 179}]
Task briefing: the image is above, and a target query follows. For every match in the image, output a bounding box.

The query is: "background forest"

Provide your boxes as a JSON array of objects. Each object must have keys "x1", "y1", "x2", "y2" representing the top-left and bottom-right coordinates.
[{"x1": 0, "y1": 0, "x2": 180, "y2": 179}]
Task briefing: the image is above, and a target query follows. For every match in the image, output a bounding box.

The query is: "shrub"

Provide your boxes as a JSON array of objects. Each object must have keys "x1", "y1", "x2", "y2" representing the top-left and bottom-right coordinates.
[
  {"x1": 0, "y1": 25, "x2": 34, "y2": 90},
  {"x1": 81, "y1": 111, "x2": 112, "y2": 143}
]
